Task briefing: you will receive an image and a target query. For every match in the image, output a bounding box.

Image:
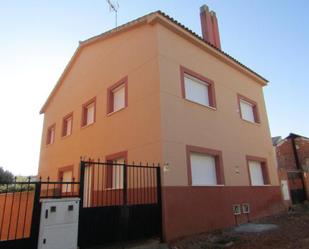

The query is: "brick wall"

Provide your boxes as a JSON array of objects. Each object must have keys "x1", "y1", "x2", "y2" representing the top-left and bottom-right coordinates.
[
  {"x1": 276, "y1": 139, "x2": 297, "y2": 170},
  {"x1": 295, "y1": 137, "x2": 309, "y2": 170}
]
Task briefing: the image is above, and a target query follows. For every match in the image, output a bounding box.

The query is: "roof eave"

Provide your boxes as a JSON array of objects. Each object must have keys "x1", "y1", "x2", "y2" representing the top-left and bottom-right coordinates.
[{"x1": 40, "y1": 10, "x2": 268, "y2": 114}]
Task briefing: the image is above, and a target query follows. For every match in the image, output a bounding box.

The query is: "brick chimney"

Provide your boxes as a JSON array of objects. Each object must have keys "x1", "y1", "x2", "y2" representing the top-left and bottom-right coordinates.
[{"x1": 200, "y1": 5, "x2": 221, "y2": 49}]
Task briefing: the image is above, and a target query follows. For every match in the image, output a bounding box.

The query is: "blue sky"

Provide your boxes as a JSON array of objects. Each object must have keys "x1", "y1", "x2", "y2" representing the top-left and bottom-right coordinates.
[{"x1": 0, "y1": 0, "x2": 308, "y2": 175}]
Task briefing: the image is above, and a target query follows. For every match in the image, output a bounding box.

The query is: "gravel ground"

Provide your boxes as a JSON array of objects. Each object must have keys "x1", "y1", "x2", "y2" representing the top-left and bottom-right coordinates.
[{"x1": 170, "y1": 203, "x2": 309, "y2": 249}]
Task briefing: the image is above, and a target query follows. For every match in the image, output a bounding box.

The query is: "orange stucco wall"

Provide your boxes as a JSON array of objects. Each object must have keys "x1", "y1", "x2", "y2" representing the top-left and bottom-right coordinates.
[
  {"x1": 156, "y1": 23, "x2": 278, "y2": 187},
  {"x1": 38, "y1": 24, "x2": 163, "y2": 180}
]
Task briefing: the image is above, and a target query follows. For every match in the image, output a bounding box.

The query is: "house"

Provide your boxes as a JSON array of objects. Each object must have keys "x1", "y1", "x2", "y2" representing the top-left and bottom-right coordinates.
[
  {"x1": 38, "y1": 5, "x2": 284, "y2": 241},
  {"x1": 274, "y1": 133, "x2": 309, "y2": 205}
]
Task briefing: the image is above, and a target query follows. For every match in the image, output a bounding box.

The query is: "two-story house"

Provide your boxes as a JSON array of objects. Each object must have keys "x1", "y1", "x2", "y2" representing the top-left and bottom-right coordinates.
[{"x1": 38, "y1": 5, "x2": 284, "y2": 241}]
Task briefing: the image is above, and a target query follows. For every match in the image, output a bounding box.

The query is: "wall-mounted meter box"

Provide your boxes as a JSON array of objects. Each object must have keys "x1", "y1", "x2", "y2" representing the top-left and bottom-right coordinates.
[{"x1": 38, "y1": 198, "x2": 80, "y2": 249}]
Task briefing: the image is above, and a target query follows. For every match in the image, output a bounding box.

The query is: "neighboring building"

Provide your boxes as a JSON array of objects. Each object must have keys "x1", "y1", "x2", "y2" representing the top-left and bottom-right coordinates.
[
  {"x1": 38, "y1": 6, "x2": 284, "y2": 241},
  {"x1": 274, "y1": 133, "x2": 309, "y2": 205}
]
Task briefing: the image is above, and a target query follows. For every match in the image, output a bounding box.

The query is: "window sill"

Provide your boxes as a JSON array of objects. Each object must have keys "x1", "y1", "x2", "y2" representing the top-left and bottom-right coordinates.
[
  {"x1": 81, "y1": 122, "x2": 95, "y2": 129},
  {"x1": 105, "y1": 188, "x2": 124, "y2": 191},
  {"x1": 250, "y1": 184, "x2": 272, "y2": 187},
  {"x1": 45, "y1": 143, "x2": 55, "y2": 147},
  {"x1": 107, "y1": 107, "x2": 127, "y2": 117},
  {"x1": 191, "y1": 184, "x2": 225, "y2": 187},
  {"x1": 61, "y1": 134, "x2": 72, "y2": 139},
  {"x1": 240, "y1": 118, "x2": 260, "y2": 126},
  {"x1": 184, "y1": 98, "x2": 217, "y2": 111}
]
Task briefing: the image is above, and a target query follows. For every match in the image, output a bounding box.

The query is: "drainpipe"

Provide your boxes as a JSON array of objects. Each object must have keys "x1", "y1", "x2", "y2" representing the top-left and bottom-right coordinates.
[{"x1": 291, "y1": 135, "x2": 307, "y2": 200}]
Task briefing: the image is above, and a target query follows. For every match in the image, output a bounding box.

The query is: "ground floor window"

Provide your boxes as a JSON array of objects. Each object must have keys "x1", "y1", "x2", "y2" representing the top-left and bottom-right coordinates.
[
  {"x1": 247, "y1": 156, "x2": 269, "y2": 186},
  {"x1": 186, "y1": 145, "x2": 224, "y2": 186}
]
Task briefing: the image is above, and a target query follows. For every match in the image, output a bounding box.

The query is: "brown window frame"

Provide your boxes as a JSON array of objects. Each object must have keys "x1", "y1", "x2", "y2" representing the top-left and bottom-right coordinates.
[
  {"x1": 246, "y1": 155, "x2": 270, "y2": 185},
  {"x1": 46, "y1": 123, "x2": 56, "y2": 145},
  {"x1": 62, "y1": 112, "x2": 73, "y2": 137},
  {"x1": 107, "y1": 76, "x2": 128, "y2": 115},
  {"x1": 180, "y1": 66, "x2": 217, "y2": 108},
  {"x1": 237, "y1": 94, "x2": 260, "y2": 124},
  {"x1": 186, "y1": 145, "x2": 224, "y2": 186},
  {"x1": 105, "y1": 151, "x2": 128, "y2": 189},
  {"x1": 81, "y1": 97, "x2": 96, "y2": 127}
]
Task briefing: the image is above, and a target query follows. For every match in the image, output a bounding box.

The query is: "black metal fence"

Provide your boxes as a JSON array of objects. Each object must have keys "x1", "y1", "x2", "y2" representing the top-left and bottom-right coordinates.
[
  {"x1": 0, "y1": 177, "x2": 80, "y2": 249},
  {"x1": 79, "y1": 161, "x2": 161, "y2": 207},
  {"x1": 0, "y1": 161, "x2": 162, "y2": 249},
  {"x1": 78, "y1": 160, "x2": 162, "y2": 248},
  {"x1": 39, "y1": 177, "x2": 80, "y2": 199}
]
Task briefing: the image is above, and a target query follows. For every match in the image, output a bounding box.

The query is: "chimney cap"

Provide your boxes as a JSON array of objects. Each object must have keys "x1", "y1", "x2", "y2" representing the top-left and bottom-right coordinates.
[
  {"x1": 210, "y1": 10, "x2": 217, "y2": 17},
  {"x1": 200, "y1": 4, "x2": 209, "y2": 13}
]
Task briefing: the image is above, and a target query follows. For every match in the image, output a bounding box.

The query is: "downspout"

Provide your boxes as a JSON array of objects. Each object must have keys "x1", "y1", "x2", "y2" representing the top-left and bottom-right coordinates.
[{"x1": 291, "y1": 136, "x2": 307, "y2": 199}]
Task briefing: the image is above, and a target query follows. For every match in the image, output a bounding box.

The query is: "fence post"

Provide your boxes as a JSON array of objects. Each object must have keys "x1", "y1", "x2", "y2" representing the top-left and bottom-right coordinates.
[
  {"x1": 79, "y1": 161, "x2": 85, "y2": 208},
  {"x1": 30, "y1": 182, "x2": 41, "y2": 249},
  {"x1": 156, "y1": 166, "x2": 163, "y2": 242},
  {"x1": 121, "y1": 161, "x2": 129, "y2": 246},
  {"x1": 123, "y1": 162, "x2": 127, "y2": 205},
  {"x1": 78, "y1": 160, "x2": 85, "y2": 249}
]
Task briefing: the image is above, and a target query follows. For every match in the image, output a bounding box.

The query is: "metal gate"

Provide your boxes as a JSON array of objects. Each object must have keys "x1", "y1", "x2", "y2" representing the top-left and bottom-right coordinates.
[
  {"x1": 0, "y1": 180, "x2": 41, "y2": 249},
  {"x1": 0, "y1": 178, "x2": 80, "y2": 249},
  {"x1": 78, "y1": 160, "x2": 162, "y2": 249},
  {"x1": 288, "y1": 171, "x2": 306, "y2": 204}
]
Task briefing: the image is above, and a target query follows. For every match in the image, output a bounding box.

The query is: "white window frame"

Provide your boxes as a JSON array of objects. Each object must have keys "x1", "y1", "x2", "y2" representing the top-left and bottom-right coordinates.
[
  {"x1": 248, "y1": 160, "x2": 265, "y2": 186},
  {"x1": 86, "y1": 103, "x2": 95, "y2": 125},
  {"x1": 61, "y1": 170, "x2": 73, "y2": 193},
  {"x1": 184, "y1": 74, "x2": 210, "y2": 107},
  {"x1": 112, "y1": 84, "x2": 126, "y2": 112},
  {"x1": 240, "y1": 99, "x2": 255, "y2": 123}
]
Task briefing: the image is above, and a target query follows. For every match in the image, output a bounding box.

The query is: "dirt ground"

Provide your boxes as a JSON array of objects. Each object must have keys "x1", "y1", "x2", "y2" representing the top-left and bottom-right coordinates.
[{"x1": 171, "y1": 204, "x2": 309, "y2": 249}]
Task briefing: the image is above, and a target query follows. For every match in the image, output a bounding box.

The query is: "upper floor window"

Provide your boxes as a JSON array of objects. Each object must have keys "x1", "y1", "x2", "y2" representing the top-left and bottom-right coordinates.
[
  {"x1": 186, "y1": 145, "x2": 224, "y2": 186},
  {"x1": 107, "y1": 77, "x2": 128, "y2": 114},
  {"x1": 247, "y1": 156, "x2": 269, "y2": 186},
  {"x1": 82, "y1": 98, "x2": 96, "y2": 127},
  {"x1": 46, "y1": 124, "x2": 55, "y2": 145},
  {"x1": 238, "y1": 94, "x2": 260, "y2": 123},
  {"x1": 62, "y1": 113, "x2": 73, "y2": 137},
  {"x1": 180, "y1": 66, "x2": 216, "y2": 108}
]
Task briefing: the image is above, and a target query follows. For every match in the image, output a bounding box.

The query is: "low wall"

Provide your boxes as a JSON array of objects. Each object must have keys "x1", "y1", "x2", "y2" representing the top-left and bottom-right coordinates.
[{"x1": 162, "y1": 186, "x2": 284, "y2": 241}]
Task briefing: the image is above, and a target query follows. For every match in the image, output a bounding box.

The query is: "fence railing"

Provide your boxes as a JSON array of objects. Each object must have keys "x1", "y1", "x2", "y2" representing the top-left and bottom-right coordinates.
[
  {"x1": 0, "y1": 179, "x2": 36, "y2": 241},
  {"x1": 80, "y1": 161, "x2": 161, "y2": 208},
  {"x1": 0, "y1": 178, "x2": 80, "y2": 242},
  {"x1": 39, "y1": 177, "x2": 80, "y2": 199}
]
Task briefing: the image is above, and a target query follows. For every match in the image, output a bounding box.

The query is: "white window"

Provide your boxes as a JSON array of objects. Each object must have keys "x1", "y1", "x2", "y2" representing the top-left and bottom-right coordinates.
[
  {"x1": 112, "y1": 158, "x2": 124, "y2": 189},
  {"x1": 112, "y1": 85, "x2": 125, "y2": 112},
  {"x1": 61, "y1": 170, "x2": 73, "y2": 193},
  {"x1": 240, "y1": 100, "x2": 255, "y2": 123},
  {"x1": 190, "y1": 152, "x2": 217, "y2": 185},
  {"x1": 86, "y1": 103, "x2": 95, "y2": 125},
  {"x1": 184, "y1": 74, "x2": 210, "y2": 106},
  {"x1": 248, "y1": 160, "x2": 264, "y2": 186},
  {"x1": 83, "y1": 166, "x2": 93, "y2": 207}
]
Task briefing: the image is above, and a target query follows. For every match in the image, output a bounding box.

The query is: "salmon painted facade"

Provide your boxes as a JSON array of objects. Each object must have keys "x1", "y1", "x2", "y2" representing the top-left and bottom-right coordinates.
[{"x1": 38, "y1": 6, "x2": 284, "y2": 241}]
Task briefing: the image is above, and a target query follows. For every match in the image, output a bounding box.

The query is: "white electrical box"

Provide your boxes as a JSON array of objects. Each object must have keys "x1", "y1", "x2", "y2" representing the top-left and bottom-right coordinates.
[{"x1": 38, "y1": 198, "x2": 80, "y2": 249}]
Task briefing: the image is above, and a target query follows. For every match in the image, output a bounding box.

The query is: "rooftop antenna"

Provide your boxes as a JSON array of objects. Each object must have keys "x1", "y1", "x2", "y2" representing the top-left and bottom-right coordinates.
[{"x1": 106, "y1": 0, "x2": 119, "y2": 28}]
